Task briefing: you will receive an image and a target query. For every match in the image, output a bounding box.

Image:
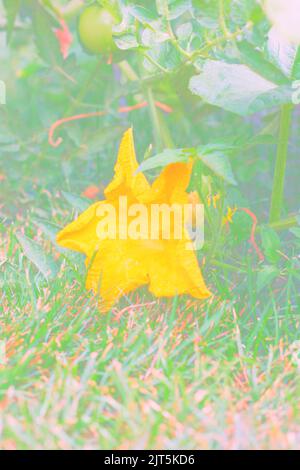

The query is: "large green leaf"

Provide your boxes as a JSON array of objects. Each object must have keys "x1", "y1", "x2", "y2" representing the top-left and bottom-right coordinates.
[
  {"x1": 138, "y1": 144, "x2": 237, "y2": 186},
  {"x1": 62, "y1": 191, "x2": 90, "y2": 213},
  {"x1": 114, "y1": 34, "x2": 139, "y2": 50},
  {"x1": 260, "y1": 225, "x2": 281, "y2": 264},
  {"x1": 127, "y1": 4, "x2": 157, "y2": 23},
  {"x1": 189, "y1": 60, "x2": 293, "y2": 115},
  {"x1": 155, "y1": 0, "x2": 192, "y2": 20},
  {"x1": 196, "y1": 145, "x2": 237, "y2": 186},
  {"x1": 230, "y1": 0, "x2": 264, "y2": 26},
  {"x1": 192, "y1": 0, "x2": 219, "y2": 28},
  {"x1": 16, "y1": 233, "x2": 58, "y2": 279},
  {"x1": 168, "y1": 0, "x2": 193, "y2": 19},
  {"x1": 238, "y1": 40, "x2": 289, "y2": 85},
  {"x1": 32, "y1": 217, "x2": 80, "y2": 262},
  {"x1": 145, "y1": 41, "x2": 182, "y2": 71},
  {"x1": 137, "y1": 148, "x2": 190, "y2": 173}
]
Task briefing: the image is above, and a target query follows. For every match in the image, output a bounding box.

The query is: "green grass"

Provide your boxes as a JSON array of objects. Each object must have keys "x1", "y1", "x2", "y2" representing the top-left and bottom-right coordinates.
[{"x1": 1, "y1": 198, "x2": 300, "y2": 449}]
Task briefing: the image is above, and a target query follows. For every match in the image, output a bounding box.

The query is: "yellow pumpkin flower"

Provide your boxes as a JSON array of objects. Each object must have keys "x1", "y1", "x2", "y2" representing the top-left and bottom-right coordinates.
[{"x1": 57, "y1": 128, "x2": 211, "y2": 311}]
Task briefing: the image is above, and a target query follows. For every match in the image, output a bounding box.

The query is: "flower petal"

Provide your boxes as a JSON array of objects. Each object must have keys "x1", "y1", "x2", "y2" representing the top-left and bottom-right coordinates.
[
  {"x1": 150, "y1": 162, "x2": 193, "y2": 204},
  {"x1": 85, "y1": 239, "x2": 149, "y2": 311},
  {"x1": 147, "y1": 239, "x2": 211, "y2": 299},
  {"x1": 56, "y1": 202, "x2": 104, "y2": 257},
  {"x1": 105, "y1": 128, "x2": 151, "y2": 202}
]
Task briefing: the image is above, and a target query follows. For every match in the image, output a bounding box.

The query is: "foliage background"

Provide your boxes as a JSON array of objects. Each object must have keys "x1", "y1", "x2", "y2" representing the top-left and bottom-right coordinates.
[{"x1": 0, "y1": 0, "x2": 300, "y2": 450}]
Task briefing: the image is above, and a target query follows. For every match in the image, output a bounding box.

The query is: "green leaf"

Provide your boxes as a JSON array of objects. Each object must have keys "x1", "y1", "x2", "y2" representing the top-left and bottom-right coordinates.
[
  {"x1": 168, "y1": 0, "x2": 193, "y2": 20},
  {"x1": 192, "y1": 0, "x2": 219, "y2": 28},
  {"x1": 16, "y1": 233, "x2": 58, "y2": 279},
  {"x1": 32, "y1": 217, "x2": 79, "y2": 262},
  {"x1": 127, "y1": 4, "x2": 157, "y2": 23},
  {"x1": 176, "y1": 22, "x2": 193, "y2": 40},
  {"x1": 114, "y1": 34, "x2": 139, "y2": 50},
  {"x1": 189, "y1": 60, "x2": 293, "y2": 115},
  {"x1": 137, "y1": 148, "x2": 190, "y2": 173},
  {"x1": 230, "y1": 0, "x2": 263, "y2": 26},
  {"x1": 62, "y1": 191, "x2": 90, "y2": 213},
  {"x1": 260, "y1": 226, "x2": 281, "y2": 264},
  {"x1": 138, "y1": 144, "x2": 237, "y2": 186},
  {"x1": 146, "y1": 41, "x2": 181, "y2": 71},
  {"x1": 156, "y1": 0, "x2": 192, "y2": 18},
  {"x1": 142, "y1": 25, "x2": 170, "y2": 46},
  {"x1": 238, "y1": 40, "x2": 289, "y2": 85},
  {"x1": 196, "y1": 145, "x2": 237, "y2": 186},
  {"x1": 3, "y1": 0, "x2": 20, "y2": 44},
  {"x1": 32, "y1": 217, "x2": 61, "y2": 245}
]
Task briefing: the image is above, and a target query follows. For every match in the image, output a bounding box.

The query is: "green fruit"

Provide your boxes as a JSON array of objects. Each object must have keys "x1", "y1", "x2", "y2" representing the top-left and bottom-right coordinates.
[{"x1": 78, "y1": 3, "x2": 118, "y2": 55}]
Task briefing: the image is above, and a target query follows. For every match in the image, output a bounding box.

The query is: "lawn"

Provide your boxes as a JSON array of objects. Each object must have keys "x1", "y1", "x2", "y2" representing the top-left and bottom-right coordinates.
[{"x1": 0, "y1": 0, "x2": 300, "y2": 450}]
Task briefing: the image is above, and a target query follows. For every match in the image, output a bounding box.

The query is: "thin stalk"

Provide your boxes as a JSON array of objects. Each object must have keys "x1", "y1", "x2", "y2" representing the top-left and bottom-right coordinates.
[
  {"x1": 269, "y1": 215, "x2": 298, "y2": 231},
  {"x1": 118, "y1": 61, "x2": 138, "y2": 81},
  {"x1": 164, "y1": 2, "x2": 191, "y2": 59},
  {"x1": 146, "y1": 88, "x2": 163, "y2": 151},
  {"x1": 143, "y1": 53, "x2": 169, "y2": 74},
  {"x1": 269, "y1": 104, "x2": 293, "y2": 223},
  {"x1": 219, "y1": 0, "x2": 229, "y2": 36},
  {"x1": 207, "y1": 182, "x2": 225, "y2": 262},
  {"x1": 190, "y1": 23, "x2": 252, "y2": 61}
]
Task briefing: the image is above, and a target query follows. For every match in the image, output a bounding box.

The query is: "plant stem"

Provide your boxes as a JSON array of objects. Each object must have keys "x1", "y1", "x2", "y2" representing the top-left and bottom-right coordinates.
[
  {"x1": 164, "y1": 2, "x2": 191, "y2": 59},
  {"x1": 269, "y1": 215, "x2": 298, "y2": 231},
  {"x1": 118, "y1": 61, "x2": 138, "y2": 81},
  {"x1": 190, "y1": 22, "x2": 252, "y2": 61},
  {"x1": 269, "y1": 104, "x2": 293, "y2": 223},
  {"x1": 219, "y1": 0, "x2": 228, "y2": 36},
  {"x1": 207, "y1": 182, "x2": 225, "y2": 262},
  {"x1": 143, "y1": 53, "x2": 169, "y2": 74},
  {"x1": 146, "y1": 87, "x2": 163, "y2": 151}
]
